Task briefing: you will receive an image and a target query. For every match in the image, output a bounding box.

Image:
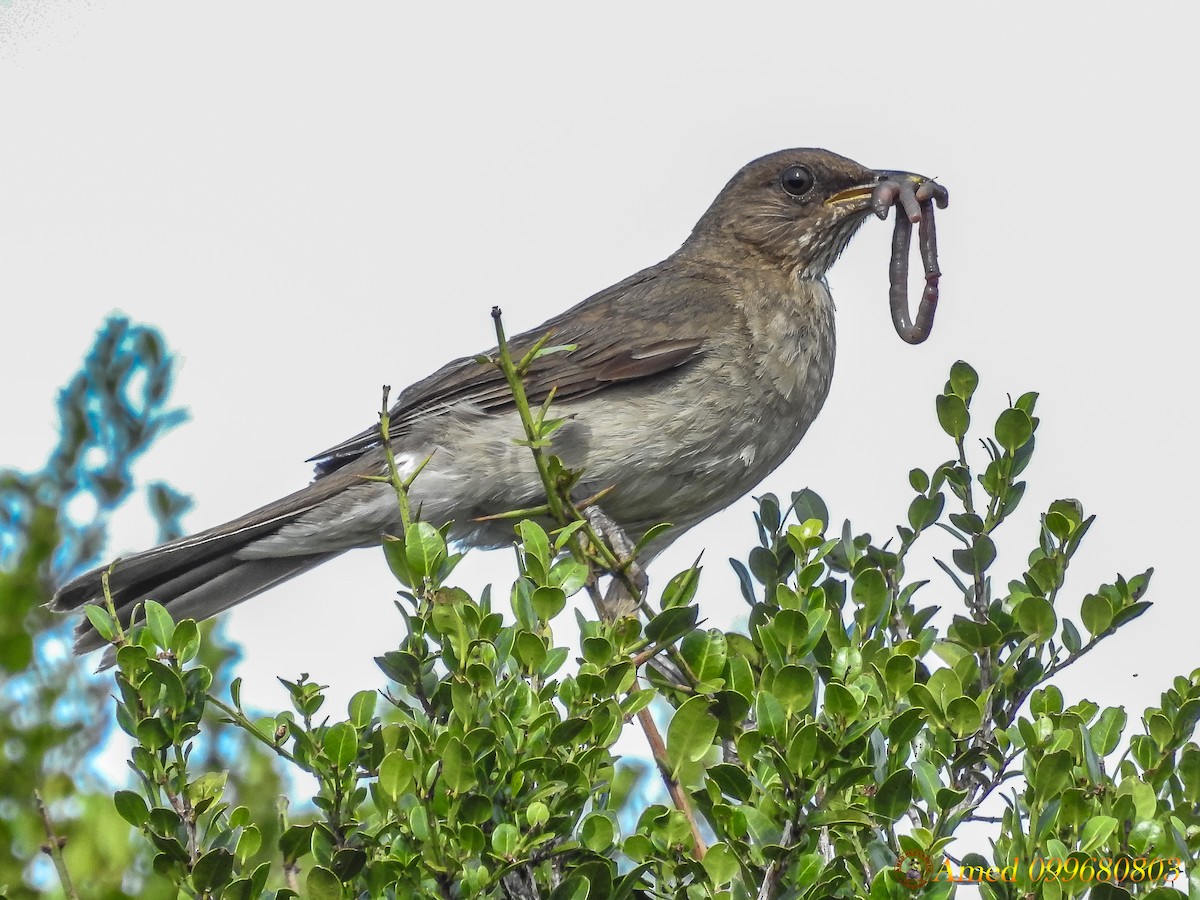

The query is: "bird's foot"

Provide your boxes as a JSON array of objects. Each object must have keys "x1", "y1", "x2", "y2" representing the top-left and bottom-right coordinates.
[{"x1": 583, "y1": 506, "x2": 648, "y2": 619}]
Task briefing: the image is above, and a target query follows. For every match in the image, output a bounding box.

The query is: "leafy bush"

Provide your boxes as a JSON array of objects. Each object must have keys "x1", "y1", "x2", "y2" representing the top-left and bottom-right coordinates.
[
  {"x1": 79, "y1": 332, "x2": 1198, "y2": 898},
  {"x1": 0, "y1": 318, "x2": 284, "y2": 899}
]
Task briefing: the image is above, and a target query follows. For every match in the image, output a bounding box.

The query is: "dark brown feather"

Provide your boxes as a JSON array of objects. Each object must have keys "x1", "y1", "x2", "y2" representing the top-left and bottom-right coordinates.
[{"x1": 308, "y1": 261, "x2": 711, "y2": 474}]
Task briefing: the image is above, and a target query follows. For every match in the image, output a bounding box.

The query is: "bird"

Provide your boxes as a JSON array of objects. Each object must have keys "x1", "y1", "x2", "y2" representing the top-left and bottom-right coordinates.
[{"x1": 53, "y1": 148, "x2": 937, "y2": 654}]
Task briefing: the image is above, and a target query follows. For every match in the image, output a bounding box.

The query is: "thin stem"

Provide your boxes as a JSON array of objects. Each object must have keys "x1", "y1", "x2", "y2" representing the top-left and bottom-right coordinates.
[
  {"x1": 34, "y1": 790, "x2": 80, "y2": 900},
  {"x1": 170, "y1": 743, "x2": 200, "y2": 865},
  {"x1": 490, "y1": 310, "x2": 570, "y2": 526},
  {"x1": 378, "y1": 386, "x2": 415, "y2": 532},
  {"x1": 585, "y1": 579, "x2": 707, "y2": 860},
  {"x1": 635, "y1": 705, "x2": 707, "y2": 858},
  {"x1": 206, "y1": 694, "x2": 302, "y2": 766},
  {"x1": 493, "y1": 307, "x2": 708, "y2": 857}
]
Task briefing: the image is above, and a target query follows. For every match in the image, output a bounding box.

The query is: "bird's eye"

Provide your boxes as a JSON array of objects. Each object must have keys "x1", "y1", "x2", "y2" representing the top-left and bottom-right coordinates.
[{"x1": 780, "y1": 165, "x2": 815, "y2": 198}]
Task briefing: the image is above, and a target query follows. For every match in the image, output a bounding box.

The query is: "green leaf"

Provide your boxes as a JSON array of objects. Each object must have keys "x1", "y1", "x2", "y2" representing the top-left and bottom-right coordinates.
[
  {"x1": 785, "y1": 724, "x2": 816, "y2": 773},
  {"x1": 680, "y1": 629, "x2": 728, "y2": 683},
  {"x1": 169, "y1": 618, "x2": 200, "y2": 662},
  {"x1": 667, "y1": 696, "x2": 718, "y2": 778},
  {"x1": 952, "y1": 534, "x2": 996, "y2": 576},
  {"x1": 188, "y1": 771, "x2": 227, "y2": 809},
  {"x1": 885, "y1": 655, "x2": 915, "y2": 696},
  {"x1": 192, "y1": 847, "x2": 235, "y2": 893},
  {"x1": 936, "y1": 393, "x2": 970, "y2": 441},
  {"x1": 405, "y1": 521, "x2": 446, "y2": 581},
  {"x1": 708, "y1": 763, "x2": 753, "y2": 801},
  {"x1": 515, "y1": 631, "x2": 547, "y2": 669},
  {"x1": 442, "y1": 737, "x2": 477, "y2": 793},
  {"x1": 852, "y1": 568, "x2": 889, "y2": 630},
  {"x1": 323, "y1": 722, "x2": 358, "y2": 769},
  {"x1": 306, "y1": 865, "x2": 343, "y2": 900},
  {"x1": 1079, "y1": 815, "x2": 1118, "y2": 853},
  {"x1": 772, "y1": 664, "x2": 815, "y2": 714},
  {"x1": 348, "y1": 690, "x2": 376, "y2": 728},
  {"x1": 947, "y1": 696, "x2": 983, "y2": 737},
  {"x1": 492, "y1": 823, "x2": 519, "y2": 857},
  {"x1": 382, "y1": 534, "x2": 414, "y2": 587},
  {"x1": 114, "y1": 790, "x2": 149, "y2": 827},
  {"x1": 790, "y1": 488, "x2": 829, "y2": 531},
  {"x1": 874, "y1": 769, "x2": 913, "y2": 821},
  {"x1": 995, "y1": 407, "x2": 1033, "y2": 453},
  {"x1": 927, "y1": 668, "x2": 963, "y2": 711},
  {"x1": 235, "y1": 825, "x2": 262, "y2": 864},
  {"x1": 1081, "y1": 593, "x2": 1114, "y2": 636},
  {"x1": 580, "y1": 812, "x2": 615, "y2": 852},
  {"x1": 531, "y1": 586, "x2": 567, "y2": 623},
  {"x1": 136, "y1": 717, "x2": 171, "y2": 750},
  {"x1": 769, "y1": 609, "x2": 808, "y2": 654},
  {"x1": 144, "y1": 659, "x2": 187, "y2": 711},
  {"x1": 909, "y1": 468, "x2": 930, "y2": 492},
  {"x1": 1034, "y1": 749, "x2": 1073, "y2": 799},
  {"x1": 1015, "y1": 596, "x2": 1057, "y2": 640},
  {"x1": 1179, "y1": 746, "x2": 1200, "y2": 803},
  {"x1": 548, "y1": 558, "x2": 589, "y2": 596},
  {"x1": 701, "y1": 841, "x2": 740, "y2": 885},
  {"x1": 331, "y1": 848, "x2": 366, "y2": 882},
  {"x1": 547, "y1": 876, "x2": 590, "y2": 900},
  {"x1": 755, "y1": 691, "x2": 787, "y2": 742},
  {"x1": 525, "y1": 801, "x2": 549, "y2": 828},
  {"x1": 1109, "y1": 600, "x2": 1152, "y2": 629},
  {"x1": 1061, "y1": 618, "x2": 1082, "y2": 653},
  {"x1": 888, "y1": 706, "x2": 926, "y2": 745},
  {"x1": 645, "y1": 605, "x2": 699, "y2": 645},
  {"x1": 279, "y1": 823, "x2": 315, "y2": 864},
  {"x1": 948, "y1": 360, "x2": 978, "y2": 402},
  {"x1": 1090, "y1": 706, "x2": 1127, "y2": 756},
  {"x1": 823, "y1": 683, "x2": 860, "y2": 719},
  {"x1": 84, "y1": 604, "x2": 117, "y2": 643},
  {"x1": 144, "y1": 599, "x2": 175, "y2": 650},
  {"x1": 661, "y1": 565, "x2": 702, "y2": 609}
]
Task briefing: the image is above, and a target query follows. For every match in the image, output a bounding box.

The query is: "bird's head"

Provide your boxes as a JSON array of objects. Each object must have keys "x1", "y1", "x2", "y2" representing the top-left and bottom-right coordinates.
[{"x1": 685, "y1": 148, "x2": 930, "y2": 281}]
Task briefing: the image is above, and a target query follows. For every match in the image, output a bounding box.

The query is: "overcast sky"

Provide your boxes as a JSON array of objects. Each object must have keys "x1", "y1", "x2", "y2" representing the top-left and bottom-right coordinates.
[{"x1": 2, "y1": 1, "x2": 1195, "y2": 807}]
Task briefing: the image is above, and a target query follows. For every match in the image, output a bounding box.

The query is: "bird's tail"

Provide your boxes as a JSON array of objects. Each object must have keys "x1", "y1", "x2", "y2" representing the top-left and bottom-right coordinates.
[{"x1": 50, "y1": 473, "x2": 356, "y2": 656}]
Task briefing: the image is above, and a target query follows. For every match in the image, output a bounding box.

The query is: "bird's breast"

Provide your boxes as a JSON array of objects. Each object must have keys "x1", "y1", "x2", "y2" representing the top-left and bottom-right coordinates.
[{"x1": 557, "y1": 278, "x2": 838, "y2": 534}]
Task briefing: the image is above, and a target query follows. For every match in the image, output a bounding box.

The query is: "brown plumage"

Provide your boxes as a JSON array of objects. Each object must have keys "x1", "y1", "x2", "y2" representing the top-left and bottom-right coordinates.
[{"x1": 52, "y1": 148, "x2": 940, "y2": 655}]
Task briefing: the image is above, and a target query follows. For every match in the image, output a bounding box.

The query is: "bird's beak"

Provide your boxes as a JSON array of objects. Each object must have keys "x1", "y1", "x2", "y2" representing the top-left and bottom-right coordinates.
[{"x1": 825, "y1": 170, "x2": 930, "y2": 209}]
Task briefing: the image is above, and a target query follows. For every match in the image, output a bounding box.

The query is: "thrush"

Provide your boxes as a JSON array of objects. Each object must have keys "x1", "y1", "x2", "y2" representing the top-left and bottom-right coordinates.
[{"x1": 53, "y1": 148, "x2": 939, "y2": 653}]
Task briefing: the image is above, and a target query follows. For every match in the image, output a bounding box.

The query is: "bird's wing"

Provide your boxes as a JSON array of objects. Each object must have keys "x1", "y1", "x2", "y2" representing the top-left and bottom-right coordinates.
[{"x1": 307, "y1": 261, "x2": 718, "y2": 475}]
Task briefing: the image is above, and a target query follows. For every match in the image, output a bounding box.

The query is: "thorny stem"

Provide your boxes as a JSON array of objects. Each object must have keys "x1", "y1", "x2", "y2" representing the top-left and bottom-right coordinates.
[
  {"x1": 35, "y1": 790, "x2": 80, "y2": 900},
  {"x1": 489, "y1": 310, "x2": 651, "y2": 608},
  {"x1": 586, "y1": 580, "x2": 708, "y2": 860},
  {"x1": 490, "y1": 308, "x2": 709, "y2": 861},
  {"x1": 490, "y1": 309, "x2": 572, "y2": 527},
  {"x1": 169, "y1": 743, "x2": 200, "y2": 865},
  {"x1": 375, "y1": 385, "x2": 430, "y2": 534},
  {"x1": 207, "y1": 694, "x2": 302, "y2": 766}
]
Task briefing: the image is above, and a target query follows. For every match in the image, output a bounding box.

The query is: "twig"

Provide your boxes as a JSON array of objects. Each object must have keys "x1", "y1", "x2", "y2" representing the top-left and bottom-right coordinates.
[
  {"x1": 375, "y1": 386, "x2": 430, "y2": 533},
  {"x1": 34, "y1": 790, "x2": 80, "y2": 900},
  {"x1": 206, "y1": 694, "x2": 302, "y2": 766},
  {"x1": 585, "y1": 581, "x2": 707, "y2": 859},
  {"x1": 756, "y1": 807, "x2": 799, "y2": 900},
  {"x1": 491, "y1": 307, "x2": 708, "y2": 858},
  {"x1": 638, "y1": 703, "x2": 708, "y2": 858}
]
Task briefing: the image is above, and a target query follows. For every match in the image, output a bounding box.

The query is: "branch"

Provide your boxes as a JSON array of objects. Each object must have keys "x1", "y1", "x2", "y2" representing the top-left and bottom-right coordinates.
[{"x1": 35, "y1": 790, "x2": 80, "y2": 900}]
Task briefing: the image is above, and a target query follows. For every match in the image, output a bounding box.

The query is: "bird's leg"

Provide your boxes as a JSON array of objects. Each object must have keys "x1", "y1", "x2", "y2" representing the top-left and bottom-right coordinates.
[
  {"x1": 583, "y1": 506, "x2": 647, "y2": 619},
  {"x1": 872, "y1": 175, "x2": 949, "y2": 344}
]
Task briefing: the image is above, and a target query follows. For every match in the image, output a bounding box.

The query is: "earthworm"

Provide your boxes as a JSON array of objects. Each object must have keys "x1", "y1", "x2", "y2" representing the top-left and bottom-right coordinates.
[{"x1": 873, "y1": 176, "x2": 949, "y2": 344}]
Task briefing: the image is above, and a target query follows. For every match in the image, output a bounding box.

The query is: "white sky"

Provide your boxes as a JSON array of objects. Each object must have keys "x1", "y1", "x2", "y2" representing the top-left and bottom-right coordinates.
[{"x1": 2, "y1": 0, "x2": 1196, "y2": 845}]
